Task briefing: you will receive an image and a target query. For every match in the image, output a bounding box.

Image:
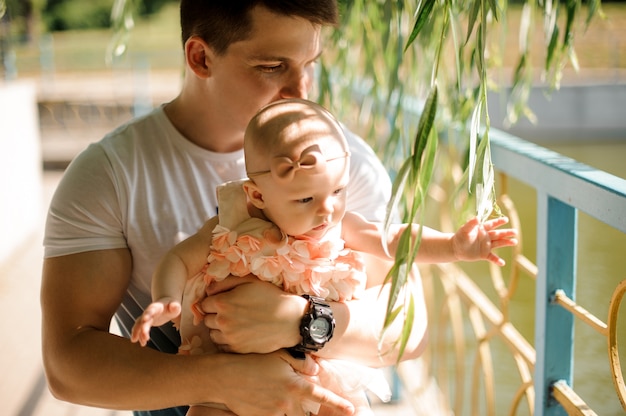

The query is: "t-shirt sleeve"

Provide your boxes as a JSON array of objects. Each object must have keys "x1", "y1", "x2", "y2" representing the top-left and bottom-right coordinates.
[
  {"x1": 343, "y1": 127, "x2": 393, "y2": 222},
  {"x1": 44, "y1": 143, "x2": 128, "y2": 257}
]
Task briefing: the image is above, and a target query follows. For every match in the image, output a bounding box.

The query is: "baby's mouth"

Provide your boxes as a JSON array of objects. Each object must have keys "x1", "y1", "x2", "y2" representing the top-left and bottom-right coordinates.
[{"x1": 312, "y1": 223, "x2": 328, "y2": 231}]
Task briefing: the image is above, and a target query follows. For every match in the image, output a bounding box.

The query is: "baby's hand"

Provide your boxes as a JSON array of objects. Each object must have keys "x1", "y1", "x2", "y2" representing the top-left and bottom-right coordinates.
[
  {"x1": 452, "y1": 216, "x2": 518, "y2": 266},
  {"x1": 130, "y1": 299, "x2": 182, "y2": 346}
]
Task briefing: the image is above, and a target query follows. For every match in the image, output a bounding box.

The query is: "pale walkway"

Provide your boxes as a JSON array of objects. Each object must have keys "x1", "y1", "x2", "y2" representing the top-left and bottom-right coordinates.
[{"x1": 1, "y1": 171, "x2": 131, "y2": 416}]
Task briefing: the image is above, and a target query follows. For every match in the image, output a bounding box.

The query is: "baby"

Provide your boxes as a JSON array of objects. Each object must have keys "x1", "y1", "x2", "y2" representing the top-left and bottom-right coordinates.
[{"x1": 132, "y1": 98, "x2": 518, "y2": 415}]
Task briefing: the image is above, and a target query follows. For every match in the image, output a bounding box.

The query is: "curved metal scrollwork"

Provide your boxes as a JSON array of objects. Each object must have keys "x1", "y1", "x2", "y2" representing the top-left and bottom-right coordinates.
[{"x1": 608, "y1": 279, "x2": 626, "y2": 411}]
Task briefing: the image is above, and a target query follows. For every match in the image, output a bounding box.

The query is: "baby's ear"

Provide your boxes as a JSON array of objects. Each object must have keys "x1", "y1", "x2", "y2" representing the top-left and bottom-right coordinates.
[{"x1": 242, "y1": 180, "x2": 266, "y2": 209}]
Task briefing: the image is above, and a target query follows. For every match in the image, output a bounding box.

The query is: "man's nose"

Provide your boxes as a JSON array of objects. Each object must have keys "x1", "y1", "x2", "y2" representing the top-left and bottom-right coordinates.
[{"x1": 279, "y1": 70, "x2": 311, "y2": 99}]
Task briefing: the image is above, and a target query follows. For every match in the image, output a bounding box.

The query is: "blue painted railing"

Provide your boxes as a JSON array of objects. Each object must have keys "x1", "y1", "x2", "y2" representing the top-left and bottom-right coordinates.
[{"x1": 490, "y1": 130, "x2": 626, "y2": 415}]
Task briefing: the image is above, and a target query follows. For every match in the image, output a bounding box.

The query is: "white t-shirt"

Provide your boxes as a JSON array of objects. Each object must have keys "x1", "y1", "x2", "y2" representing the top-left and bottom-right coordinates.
[{"x1": 44, "y1": 105, "x2": 392, "y2": 348}]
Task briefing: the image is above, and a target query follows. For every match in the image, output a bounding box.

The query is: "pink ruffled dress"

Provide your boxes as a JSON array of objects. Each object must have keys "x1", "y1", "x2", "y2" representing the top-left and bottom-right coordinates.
[
  {"x1": 178, "y1": 179, "x2": 366, "y2": 355},
  {"x1": 177, "y1": 180, "x2": 391, "y2": 409}
]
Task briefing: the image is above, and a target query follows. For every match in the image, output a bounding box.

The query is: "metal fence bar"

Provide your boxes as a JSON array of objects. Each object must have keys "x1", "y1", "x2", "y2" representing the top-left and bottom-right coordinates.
[
  {"x1": 489, "y1": 130, "x2": 626, "y2": 233},
  {"x1": 535, "y1": 195, "x2": 577, "y2": 415}
]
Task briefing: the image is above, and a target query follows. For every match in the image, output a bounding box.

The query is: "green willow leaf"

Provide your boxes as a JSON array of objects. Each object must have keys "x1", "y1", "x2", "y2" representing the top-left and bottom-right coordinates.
[
  {"x1": 487, "y1": 0, "x2": 499, "y2": 22},
  {"x1": 564, "y1": 0, "x2": 578, "y2": 48},
  {"x1": 519, "y1": 3, "x2": 532, "y2": 54},
  {"x1": 447, "y1": 7, "x2": 463, "y2": 92},
  {"x1": 380, "y1": 298, "x2": 406, "y2": 354},
  {"x1": 382, "y1": 304, "x2": 403, "y2": 333},
  {"x1": 413, "y1": 85, "x2": 438, "y2": 161},
  {"x1": 380, "y1": 244, "x2": 412, "y2": 340},
  {"x1": 396, "y1": 293, "x2": 415, "y2": 361},
  {"x1": 476, "y1": 22, "x2": 484, "y2": 76},
  {"x1": 466, "y1": 0, "x2": 480, "y2": 45},
  {"x1": 383, "y1": 115, "x2": 438, "y2": 360},
  {"x1": 383, "y1": 158, "x2": 412, "y2": 255},
  {"x1": 382, "y1": 244, "x2": 410, "y2": 323},
  {"x1": 586, "y1": 0, "x2": 604, "y2": 28},
  {"x1": 511, "y1": 54, "x2": 528, "y2": 88},
  {"x1": 568, "y1": 45, "x2": 580, "y2": 72},
  {"x1": 476, "y1": 137, "x2": 495, "y2": 221},
  {"x1": 106, "y1": 0, "x2": 135, "y2": 64},
  {"x1": 545, "y1": 17, "x2": 560, "y2": 72},
  {"x1": 420, "y1": 129, "x2": 439, "y2": 195},
  {"x1": 405, "y1": 0, "x2": 436, "y2": 51},
  {"x1": 468, "y1": 98, "x2": 483, "y2": 191},
  {"x1": 410, "y1": 128, "x2": 438, "y2": 217}
]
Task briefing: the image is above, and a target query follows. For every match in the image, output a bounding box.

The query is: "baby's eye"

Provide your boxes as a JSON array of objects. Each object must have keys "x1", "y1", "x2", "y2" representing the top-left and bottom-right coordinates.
[
  {"x1": 297, "y1": 197, "x2": 313, "y2": 204},
  {"x1": 333, "y1": 188, "x2": 345, "y2": 195}
]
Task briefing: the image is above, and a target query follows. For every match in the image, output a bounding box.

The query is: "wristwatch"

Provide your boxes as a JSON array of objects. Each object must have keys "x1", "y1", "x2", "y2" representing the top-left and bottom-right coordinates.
[{"x1": 289, "y1": 295, "x2": 335, "y2": 358}]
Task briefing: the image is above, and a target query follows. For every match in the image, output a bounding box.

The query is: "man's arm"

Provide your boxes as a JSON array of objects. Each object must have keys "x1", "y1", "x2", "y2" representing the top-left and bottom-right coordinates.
[{"x1": 41, "y1": 249, "x2": 355, "y2": 415}]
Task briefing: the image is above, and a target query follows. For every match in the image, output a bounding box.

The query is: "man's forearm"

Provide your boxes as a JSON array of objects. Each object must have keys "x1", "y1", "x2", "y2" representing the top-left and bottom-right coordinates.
[{"x1": 44, "y1": 328, "x2": 221, "y2": 410}]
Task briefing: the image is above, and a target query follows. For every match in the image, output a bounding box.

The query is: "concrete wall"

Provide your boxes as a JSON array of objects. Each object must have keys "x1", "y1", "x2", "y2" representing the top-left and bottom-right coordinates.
[
  {"x1": 0, "y1": 82, "x2": 43, "y2": 263},
  {"x1": 489, "y1": 84, "x2": 626, "y2": 142}
]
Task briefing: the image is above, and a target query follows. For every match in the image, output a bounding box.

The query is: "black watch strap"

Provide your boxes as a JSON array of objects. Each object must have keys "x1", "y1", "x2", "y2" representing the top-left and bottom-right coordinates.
[{"x1": 288, "y1": 295, "x2": 335, "y2": 359}]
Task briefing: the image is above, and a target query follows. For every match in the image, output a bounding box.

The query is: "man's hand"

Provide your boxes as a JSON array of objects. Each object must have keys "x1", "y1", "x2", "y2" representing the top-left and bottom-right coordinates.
[
  {"x1": 201, "y1": 277, "x2": 307, "y2": 353},
  {"x1": 219, "y1": 351, "x2": 355, "y2": 416}
]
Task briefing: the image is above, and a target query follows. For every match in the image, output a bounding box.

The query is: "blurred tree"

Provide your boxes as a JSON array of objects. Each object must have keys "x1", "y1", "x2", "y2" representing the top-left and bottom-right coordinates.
[
  {"x1": 138, "y1": 0, "x2": 176, "y2": 15},
  {"x1": 44, "y1": 0, "x2": 115, "y2": 31},
  {"x1": 3, "y1": 0, "x2": 43, "y2": 42},
  {"x1": 42, "y1": 0, "x2": 176, "y2": 32}
]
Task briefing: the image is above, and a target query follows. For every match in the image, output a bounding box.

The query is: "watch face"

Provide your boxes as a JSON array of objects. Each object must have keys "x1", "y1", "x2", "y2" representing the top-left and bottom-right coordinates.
[{"x1": 310, "y1": 317, "x2": 330, "y2": 343}]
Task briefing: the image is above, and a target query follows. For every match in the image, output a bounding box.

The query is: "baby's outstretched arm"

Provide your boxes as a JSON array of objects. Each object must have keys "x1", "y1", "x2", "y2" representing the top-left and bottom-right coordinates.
[
  {"x1": 342, "y1": 212, "x2": 518, "y2": 267},
  {"x1": 131, "y1": 298, "x2": 182, "y2": 346}
]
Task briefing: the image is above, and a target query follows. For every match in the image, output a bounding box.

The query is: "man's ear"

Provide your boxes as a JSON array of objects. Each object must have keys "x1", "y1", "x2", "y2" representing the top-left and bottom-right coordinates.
[
  {"x1": 243, "y1": 180, "x2": 266, "y2": 209},
  {"x1": 185, "y1": 36, "x2": 213, "y2": 78}
]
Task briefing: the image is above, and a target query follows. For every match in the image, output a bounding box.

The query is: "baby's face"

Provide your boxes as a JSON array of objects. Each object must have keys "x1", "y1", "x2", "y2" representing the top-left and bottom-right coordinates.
[{"x1": 257, "y1": 154, "x2": 349, "y2": 240}]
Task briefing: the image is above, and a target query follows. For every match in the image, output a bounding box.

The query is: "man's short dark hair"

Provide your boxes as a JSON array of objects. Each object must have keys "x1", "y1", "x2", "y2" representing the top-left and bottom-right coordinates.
[{"x1": 180, "y1": 0, "x2": 339, "y2": 55}]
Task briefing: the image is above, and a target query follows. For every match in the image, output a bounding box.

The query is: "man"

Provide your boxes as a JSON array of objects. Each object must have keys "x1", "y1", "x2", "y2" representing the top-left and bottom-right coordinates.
[{"x1": 41, "y1": 2, "x2": 428, "y2": 415}]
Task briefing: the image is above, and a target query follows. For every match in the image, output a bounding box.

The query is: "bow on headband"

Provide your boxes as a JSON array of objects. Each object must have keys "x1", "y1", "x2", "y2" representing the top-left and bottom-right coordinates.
[{"x1": 247, "y1": 144, "x2": 350, "y2": 184}]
